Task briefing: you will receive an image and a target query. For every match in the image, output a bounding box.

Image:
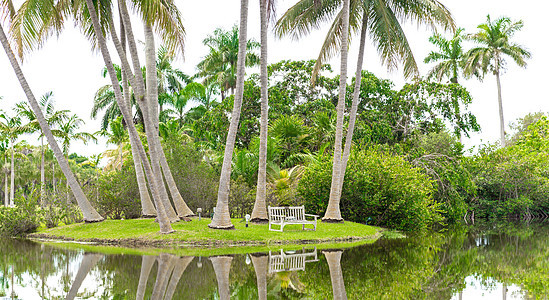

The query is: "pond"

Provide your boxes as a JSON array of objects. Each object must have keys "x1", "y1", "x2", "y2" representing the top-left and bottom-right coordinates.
[{"x1": 1, "y1": 222, "x2": 549, "y2": 299}]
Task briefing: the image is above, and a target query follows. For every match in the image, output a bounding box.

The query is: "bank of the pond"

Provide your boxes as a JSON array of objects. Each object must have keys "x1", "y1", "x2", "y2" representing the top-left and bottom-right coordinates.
[{"x1": 29, "y1": 218, "x2": 382, "y2": 248}]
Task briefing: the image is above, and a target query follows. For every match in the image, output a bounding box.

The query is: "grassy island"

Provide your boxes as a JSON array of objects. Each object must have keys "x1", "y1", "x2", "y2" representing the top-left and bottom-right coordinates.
[{"x1": 29, "y1": 218, "x2": 382, "y2": 252}]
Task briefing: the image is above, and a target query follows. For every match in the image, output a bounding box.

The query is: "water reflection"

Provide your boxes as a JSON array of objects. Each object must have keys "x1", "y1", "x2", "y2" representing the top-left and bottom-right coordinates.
[{"x1": 3, "y1": 222, "x2": 549, "y2": 298}]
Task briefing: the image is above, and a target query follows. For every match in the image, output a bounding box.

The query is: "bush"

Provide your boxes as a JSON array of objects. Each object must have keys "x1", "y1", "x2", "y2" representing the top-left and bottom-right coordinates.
[
  {"x1": 91, "y1": 163, "x2": 142, "y2": 219},
  {"x1": 0, "y1": 189, "x2": 41, "y2": 236},
  {"x1": 298, "y1": 148, "x2": 441, "y2": 231}
]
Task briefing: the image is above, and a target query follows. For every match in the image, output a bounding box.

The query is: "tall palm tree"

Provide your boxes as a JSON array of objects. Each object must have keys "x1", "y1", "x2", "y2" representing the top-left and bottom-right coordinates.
[
  {"x1": 209, "y1": 0, "x2": 249, "y2": 229},
  {"x1": 464, "y1": 15, "x2": 531, "y2": 147},
  {"x1": 57, "y1": 114, "x2": 96, "y2": 203},
  {"x1": 276, "y1": 0, "x2": 454, "y2": 221},
  {"x1": 0, "y1": 139, "x2": 9, "y2": 206},
  {"x1": 425, "y1": 28, "x2": 466, "y2": 84},
  {"x1": 250, "y1": 0, "x2": 276, "y2": 224},
  {"x1": 0, "y1": 113, "x2": 27, "y2": 206},
  {"x1": 0, "y1": 1, "x2": 104, "y2": 222},
  {"x1": 96, "y1": 116, "x2": 127, "y2": 171},
  {"x1": 15, "y1": 92, "x2": 68, "y2": 202},
  {"x1": 196, "y1": 25, "x2": 260, "y2": 100}
]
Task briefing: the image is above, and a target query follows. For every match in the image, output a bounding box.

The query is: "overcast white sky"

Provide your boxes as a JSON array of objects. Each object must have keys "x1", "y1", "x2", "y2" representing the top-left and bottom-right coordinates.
[{"x1": 1, "y1": 0, "x2": 548, "y2": 157}]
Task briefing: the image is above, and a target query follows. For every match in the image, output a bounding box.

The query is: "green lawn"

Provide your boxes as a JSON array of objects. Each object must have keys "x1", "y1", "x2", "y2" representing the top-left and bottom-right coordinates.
[{"x1": 31, "y1": 218, "x2": 381, "y2": 249}]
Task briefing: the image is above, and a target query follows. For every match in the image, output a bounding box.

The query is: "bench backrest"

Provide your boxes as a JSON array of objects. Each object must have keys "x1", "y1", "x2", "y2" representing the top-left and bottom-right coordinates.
[{"x1": 268, "y1": 206, "x2": 305, "y2": 221}]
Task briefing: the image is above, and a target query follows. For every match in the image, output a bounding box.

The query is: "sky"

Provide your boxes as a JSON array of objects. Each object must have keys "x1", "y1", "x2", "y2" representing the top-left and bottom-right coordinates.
[{"x1": 0, "y1": 0, "x2": 548, "y2": 158}]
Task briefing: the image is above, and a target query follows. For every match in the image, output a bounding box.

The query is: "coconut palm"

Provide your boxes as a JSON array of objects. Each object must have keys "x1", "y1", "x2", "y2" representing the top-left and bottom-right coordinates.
[
  {"x1": 0, "y1": 138, "x2": 10, "y2": 206},
  {"x1": 15, "y1": 92, "x2": 68, "y2": 202},
  {"x1": 425, "y1": 28, "x2": 466, "y2": 84},
  {"x1": 0, "y1": 1, "x2": 104, "y2": 222},
  {"x1": 164, "y1": 82, "x2": 205, "y2": 126},
  {"x1": 0, "y1": 114, "x2": 23, "y2": 206},
  {"x1": 276, "y1": 0, "x2": 455, "y2": 221},
  {"x1": 464, "y1": 15, "x2": 531, "y2": 147},
  {"x1": 250, "y1": 0, "x2": 277, "y2": 223},
  {"x1": 96, "y1": 116, "x2": 127, "y2": 171},
  {"x1": 210, "y1": 256, "x2": 233, "y2": 300},
  {"x1": 196, "y1": 25, "x2": 260, "y2": 100},
  {"x1": 210, "y1": 0, "x2": 249, "y2": 229}
]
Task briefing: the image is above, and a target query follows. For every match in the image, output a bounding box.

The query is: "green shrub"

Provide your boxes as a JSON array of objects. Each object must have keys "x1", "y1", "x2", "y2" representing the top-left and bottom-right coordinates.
[
  {"x1": 298, "y1": 148, "x2": 441, "y2": 231},
  {"x1": 0, "y1": 189, "x2": 41, "y2": 236},
  {"x1": 91, "y1": 162, "x2": 142, "y2": 219}
]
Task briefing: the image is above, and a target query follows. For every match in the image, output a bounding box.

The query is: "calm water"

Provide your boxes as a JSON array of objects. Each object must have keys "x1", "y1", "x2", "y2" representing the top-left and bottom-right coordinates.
[{"x1": 1, "y1": 222, "x2": 549, "y2": 299}]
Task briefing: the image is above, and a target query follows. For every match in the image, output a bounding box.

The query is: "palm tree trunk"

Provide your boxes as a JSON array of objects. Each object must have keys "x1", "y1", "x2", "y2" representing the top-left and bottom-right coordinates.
[
  {"x1": 324, "y1": 0, "x2": 350, "y2": 222},
  {"x1": 113, "y1": 0, "x2": 176, "y2": 224},
  {"x1": 143, "y1": 22, "x2": 179, "y2": 222},
  {"x1": 495, "y1": 68, "x2": 506, "y2": 147},
  {"x1": 211, "y1": 256, "x2": 233, "y2": 300},
  {"x1": 251, "y1": 0, "x2": 269, "y2": 224},
  {"x1": 324, "y1": 250, "x2": 347, "y2": 300},
  {"x1": 117, "y1": 17, "x2": 157, "y2": 218},
  {"x1": 209, "y1": 0, "x2": 249, "y2": 230},
  {"x1": 136, "y1": 255, "x2": 155, "y2": 300},
  {"x1": 9, "y1": 139, "x2": 14, "y2": 206},
  {"x1": 40, "y1": 137, "x2": 45, "y2": 205},
  {"x1": 163, "y1": 256, "x2": 193, "y2": 300},
  {"x1": 82, "y1": 0, "x2": 172, "y2": 230},
  {"x1": 159, "y1": 150, "x2": 194, "y2": 217},
  {"x1": 337, "y1": 11, "x2": 368, "y2": 197},
  {"x1": 66, "y1": 253, "x2": 103, "y2": 300},
  {"x1": 251, "y1": 254, "x2": 268, "y2": 300},
  {"x1": 0, "y1": 23, "x2": 104, "y2": 221}
]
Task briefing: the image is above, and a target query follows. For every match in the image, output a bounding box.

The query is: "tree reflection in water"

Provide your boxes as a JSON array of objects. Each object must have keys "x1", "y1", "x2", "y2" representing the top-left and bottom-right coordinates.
[{"x1": 3, "y1": 222, "x2": 549, "y2": 298}]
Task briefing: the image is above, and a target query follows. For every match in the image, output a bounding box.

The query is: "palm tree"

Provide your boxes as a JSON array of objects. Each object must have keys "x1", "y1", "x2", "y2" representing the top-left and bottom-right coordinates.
[
  {"x1": 164, "y1": 82, "x2": 205, "y2": 126},
  {"x1": 210, "y1": 256, "x2": 233, "y2": 300},
  {"x1": 210, "y1": 0, "x2": 249, "y2": 229},
  {"x1": 0, "y1": 113, "x2": 27, "y2": 206},
  {"x1": 324, "y1": 250, "x2": 347, "y2": 300},
  {"x1": 96, "y1": 116, "x2": 127, "y2": 171},
  {"x1": 425, "y1": 28, "x2": 466, "y2": 84},
  {"x1": 15, "y1": 92, "x2": 68, "y2": 203},
  {"x1": 196, "y1": 25, "x2": 260, "y2": 100},
  {"x1": 0, "y1": 138, "x2": 9, "y2": 206},
  {"x1": 0, "y1": 1, "x2": 104, "y2": 222},
  {"x1": 464, "y1": 15, "x2": 531, "y2": 147},
  {"x1": 250, "y1": 0, "x2": 276, "y2": 224},
  {"x1": 276, "y1": 0, "x2": 455, "y2": 221}
]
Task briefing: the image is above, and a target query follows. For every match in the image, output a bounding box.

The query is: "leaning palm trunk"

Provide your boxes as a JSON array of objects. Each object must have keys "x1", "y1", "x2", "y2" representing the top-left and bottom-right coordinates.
[
  {"x1": 136, "y1": 255, "x2": 156, "y2": 300},
  {"x1": 40, "y1": 137, "x2": 45, "y2": 205},
  {"x1": 495, "y1": 66, "x2": 506, "y2": 147},
  {"x1": 324, "y1": 250, "x2": 347, "y2": 300},
  {"x1": 0, "y1": 23, "x2": 104, "y2": 222},
  {"x1": 151, "y1": 254, "x2": 177, "y2": 299},
  {"x1": 251, "y1": 254, "x2": 268, "y2": 300},
  {"x1": 9, "y1": 139, "x2": 14, "y2": 206},
  {"x1": 324, "y1": 0, "x2": 351, "y2": 222},
  {"x1": 337, "y1": 11, "x2": 368, "y2": 196},
  {"x1": 163, "y1": 256, "x2": 193, "y2": 300},
  {"x1": 118, "y1": 25, "x2": 157, "y2": 217},
  {"x1": 143, "y1": 22, "x2": 179, "y2": 222},
  {"x1": 251, "y1": 0, "x2": 269, "y2": 223},
  {"x1": 159, "y1": 150, "x2": 194, "y2": 217},
  {"x1": 111, "y1": 0, "x2": 178, "y2": 224},
  {"x1": 211, "y1": 256, "x2": 233, "y2": 300},
  {"x1": 66, "y1": 253, "x2": 103, "y2": 300},
  {"x1": 83, "y1": 0, "x2": 173, "y2": 231},
  {"x1": 210, "y1": 0, "x2": 249, "y2": 229}
]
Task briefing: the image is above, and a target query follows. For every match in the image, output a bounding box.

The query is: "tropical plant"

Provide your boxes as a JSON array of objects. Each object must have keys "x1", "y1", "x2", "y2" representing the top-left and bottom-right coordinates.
[
  {"x1": 276, "y1": 0, "x2": 455, "y2": 221},
  {"x1": 210, "y1": 0, "x2": 250, "y2": 229},
  {"x1": 196, "y1": 25, "x2": 260, "y2": 100},
  {"x1": 464, "y1": 15, "x2": 531, "y2": 147},
  {"x1": 0, "y1": 113, "x2": 29, "y2": 206},
  {"x1": 425, "y1": 28, "x2": 466, "y2": 83}
]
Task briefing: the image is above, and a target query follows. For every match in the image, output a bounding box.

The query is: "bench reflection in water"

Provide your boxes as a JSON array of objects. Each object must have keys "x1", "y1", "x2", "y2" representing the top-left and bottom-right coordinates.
[{"x1": 268, "y1": 247, "x2": 318, "y2": 273}]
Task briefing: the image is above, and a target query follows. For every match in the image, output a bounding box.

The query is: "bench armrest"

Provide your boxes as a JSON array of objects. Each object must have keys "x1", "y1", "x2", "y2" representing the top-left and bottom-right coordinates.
[{"x1": 304, "y1": 214, "x2": 319, "y2": 220}]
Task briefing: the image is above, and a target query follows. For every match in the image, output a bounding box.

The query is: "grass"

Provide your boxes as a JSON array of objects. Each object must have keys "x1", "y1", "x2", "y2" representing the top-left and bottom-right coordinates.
[{"x1": 30, "y1": 218, "x2": 381, "y2": 249}]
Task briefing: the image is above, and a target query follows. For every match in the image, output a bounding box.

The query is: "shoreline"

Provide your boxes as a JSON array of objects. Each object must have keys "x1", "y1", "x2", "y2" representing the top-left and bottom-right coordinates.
[{"x1": 27, "y1": 218, "x2": 384, "y2": 252}]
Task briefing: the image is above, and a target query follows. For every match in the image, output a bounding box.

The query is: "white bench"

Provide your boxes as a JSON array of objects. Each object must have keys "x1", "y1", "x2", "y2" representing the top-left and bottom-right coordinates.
[{"x1": 268, "y1": 206, "x2": 318, "y2": 232}]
